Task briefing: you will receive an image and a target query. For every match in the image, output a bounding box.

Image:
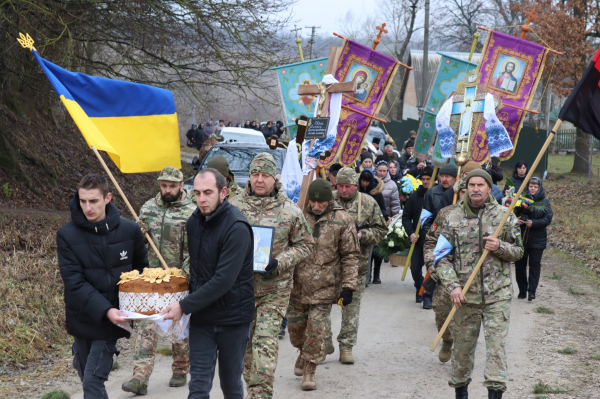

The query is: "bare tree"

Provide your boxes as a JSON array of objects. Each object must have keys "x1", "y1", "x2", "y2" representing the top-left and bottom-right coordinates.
[{"x1": 431, "y1": 0, "x2": 494, "y2": 51}]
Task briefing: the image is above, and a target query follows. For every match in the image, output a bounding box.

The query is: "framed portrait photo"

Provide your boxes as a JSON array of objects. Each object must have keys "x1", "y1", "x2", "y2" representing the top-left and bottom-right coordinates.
[{"x1": 251, "y1": 226, "x2": 274, "y2": 273}]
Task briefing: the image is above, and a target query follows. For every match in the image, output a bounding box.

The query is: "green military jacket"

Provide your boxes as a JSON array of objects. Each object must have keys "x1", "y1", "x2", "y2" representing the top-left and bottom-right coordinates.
[
  {"x1": 291, "y1": 201, "x2": 360, "y2": 305},
  {"x1": 138, "y1": 189, "x2": 196, "y2": 269},
  {"x1": 229, "y1": 179, "x2": 314, "y2": 313},
  {"x1": 227, "y1": 173, "x2": 242, "y2": 200},
  {"x1": 332, "y1": 190, "x2": 387, "y2": 275},
  {"x1": 434, "y1": 195, "x2": 524, "y2": 305},
  {"x1": 424, "y1": 204, "x2": 458, "y2": 283}
]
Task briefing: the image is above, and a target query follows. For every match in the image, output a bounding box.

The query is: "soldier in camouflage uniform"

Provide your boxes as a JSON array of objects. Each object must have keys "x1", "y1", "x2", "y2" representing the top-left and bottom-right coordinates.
[
  {"x1": 433, "y1": 170, "x2": 523, "y2": 399},
  {"x1": 198, "y1": 133, "x2": 224, "y2": 163},
  {"x1": 323, "y1": 167, "x2": 387, "y2": 364},
  {"x1": 122, "y1": 166, "x2": 196, "y2": 395},
  {"x1": 206, "y1": 155, "x2": 242, "y2": 199},
  {"x1": 424, "y1": 178, "x2": 467, "y2": 363},
  {"x1": 229, "y1": 152, "x2": 314, "y2": 399},
  {"x1": 288, "y1": 178, "x2": 359, "y2": 391}
]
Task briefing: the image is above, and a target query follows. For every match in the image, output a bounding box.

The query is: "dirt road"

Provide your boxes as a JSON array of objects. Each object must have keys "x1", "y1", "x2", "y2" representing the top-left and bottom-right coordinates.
[{"x1": 67, "y1": 262, "x2": 536, "y2": 399}]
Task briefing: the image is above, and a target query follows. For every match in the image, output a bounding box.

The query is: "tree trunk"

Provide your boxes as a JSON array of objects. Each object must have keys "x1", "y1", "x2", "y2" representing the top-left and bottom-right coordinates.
[{"x1": 571, "y1": 127, "x2": 591, "y2": 173}]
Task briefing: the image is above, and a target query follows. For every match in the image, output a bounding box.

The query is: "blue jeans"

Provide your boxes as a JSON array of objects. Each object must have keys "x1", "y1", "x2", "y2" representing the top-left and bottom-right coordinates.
[
  {"x1": 72, "y1": 337, "x2": 118, "y2": 399},
  {"x1": 188, "y1": 323, "x2": 251, "y2": 399}
]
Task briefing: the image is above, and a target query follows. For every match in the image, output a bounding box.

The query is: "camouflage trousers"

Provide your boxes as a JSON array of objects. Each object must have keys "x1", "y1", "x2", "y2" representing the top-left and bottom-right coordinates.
[
  {"x1": 324, "y1": 274, "x2": 366, "y2": 351},
  {"x1": 449, "y1": 299, "x2": 511, "y2": 391},
  {"x1": 287, "y1": 299, "x2": 332, "y2": 365},
  {"x1": 433, "y1": 285, "x2": 453, "y2": 342},
  {"x1": 132, "y1": 319, "x2": 189, "y2": 385},
  {"x1": 243, "y1": 292, "x2": 287, "y2": 399}
]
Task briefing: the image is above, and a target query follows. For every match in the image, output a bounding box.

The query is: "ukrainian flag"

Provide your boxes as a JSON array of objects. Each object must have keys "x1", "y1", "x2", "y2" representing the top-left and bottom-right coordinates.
[{"x1": 32, "y1": 50, "x2": 181, "y2": 173}]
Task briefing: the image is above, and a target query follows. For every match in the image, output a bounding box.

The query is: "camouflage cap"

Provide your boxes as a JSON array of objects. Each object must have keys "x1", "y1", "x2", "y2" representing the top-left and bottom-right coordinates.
[
  {"x1": 249, "y1": 152, "x2": 277, "y2": 179},
  {"x1": 157, "y1": 166, "x2": 183, "y2": 182},
  {"x1": 336, "y1": 167, "x2": 358, "y2": 185},
  {"x1": 208, "y1": 133, "x2": 224, "y2": 141}
]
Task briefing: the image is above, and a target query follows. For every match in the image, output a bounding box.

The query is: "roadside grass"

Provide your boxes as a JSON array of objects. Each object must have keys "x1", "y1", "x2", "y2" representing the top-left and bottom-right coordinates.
[
  {"x1": 591, "y1": 353, "x2": 600, "y2": 360},
  {"x1": 157, "y1": 347, "x2": 173, "y2": 356},
  {"x1": 535, "y1": 307, "x2": 555, "y2": 314},
  {"x1": 569, "y1": 287, "x2": 586, "y2": 295},
  {"x1": 557, "y1": 346, "x2": 578, "y2": 354},
  {"x1": 532, "y1": 381, "x2": 569, "y2": 394},
  {"x1": 40, "y1": 390, "x2": 70, "y2": 399},
  {"x1": 111, "y1": 361, "x2": 120, "y2": 371},
  {"x1": 180, "y1": 145, "x2": 197, "y2": 154},
  {"x1": 549, "y1": 271, "x2": 562, "y2": 280}
]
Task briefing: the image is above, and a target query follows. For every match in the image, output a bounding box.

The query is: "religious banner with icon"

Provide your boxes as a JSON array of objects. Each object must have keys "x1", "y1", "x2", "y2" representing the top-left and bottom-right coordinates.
[
  {"x1": 317, "y1": 39, "x2": 399, "y2": 167},
  {"x1": 413, "y1": 53, "x2": 478, "y2": 166},
  {"x1": 270, "y1": 57, "x2": 328, "y2": 138},
  {"x1": 470, "y1": 30, "x2": 549, "y2": 161}
]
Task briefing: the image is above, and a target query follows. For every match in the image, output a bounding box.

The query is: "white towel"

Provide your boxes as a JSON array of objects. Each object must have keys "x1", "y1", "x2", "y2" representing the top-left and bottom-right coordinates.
[
  {"x1": 484, "y1": 93, "x2": 513, "y2": 157},
  {"x1": 280, "y1": 138, "x2": 303, "y2": 203},
  {"x1": 118, "y1": 309, "x2": 190, "y2": 342},
  {"x1": 436, "y1": 98, "x2": 456, "y2": 158}
]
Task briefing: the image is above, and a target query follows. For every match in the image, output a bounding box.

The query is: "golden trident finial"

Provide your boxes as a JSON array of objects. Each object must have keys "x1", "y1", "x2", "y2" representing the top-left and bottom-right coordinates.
[{"x1": 17, "y1": 33, "x2": 36, "y2": 52}]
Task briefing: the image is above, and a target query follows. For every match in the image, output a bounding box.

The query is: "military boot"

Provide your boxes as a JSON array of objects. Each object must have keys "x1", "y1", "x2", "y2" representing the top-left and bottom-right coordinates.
[
  {"x1": 301, "y1": 362, "x2": 317, "y2": 391},
  {"x1": 455, "y1": 385, "x2": 468, "y2": 399},
  {"x1": 372, "y1": 265, "x2": 381, "y2": 284},
  {"x1": 339, "y1": 349, "x2": 354, "y2": 364},
  {"x1": 416, "y1": 287, "x2": 423, "y2": 303},
  {"x1": 488, "y1": 389, "x2": 503, "y2": 399},
  {"x1": 439, "y1": 340, "x2": 452, "y2": 363},
  {"x1": 169, "y1": 373, "x2": 187, "y2": 387},
  {"x1": 316, "y1": 342, "x2": 335, "y2": 363},
  {"x1": 122, "y1": 378, "x2": 148, "y2": 395},
  {"x1": 294, "y1": 353, "x2": 304, "y2": 376}
]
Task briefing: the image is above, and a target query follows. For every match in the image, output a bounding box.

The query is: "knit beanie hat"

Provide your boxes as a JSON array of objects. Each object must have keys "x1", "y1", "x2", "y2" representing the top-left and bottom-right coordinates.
[
  {"x1": 207, "y1": 155, "x2": 233, "y2": 181},
  {"x1": 360, "y1": 151, "x2": 374, "y2": 161},
  {"x1": 439, "y1": 163, "x2": 459, "y2": 177},
  {"x1": 329, "y1": 163, "x2": 343, "y2": 175},
  {"x1": 308, "y1": 179, "x2": 333, "y2": 201},
  {"x1": 462, "y1": 160, "x2": 482, "y2": 174},
  {"x1": 466, "y1": 169, "x2": 493, "y2": 188}
]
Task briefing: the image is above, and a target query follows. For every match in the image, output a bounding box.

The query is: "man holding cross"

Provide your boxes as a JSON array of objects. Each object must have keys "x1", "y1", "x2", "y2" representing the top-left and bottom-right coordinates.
[{"x1": 432, "y1": 170, "x2": 523, "y2": 399}]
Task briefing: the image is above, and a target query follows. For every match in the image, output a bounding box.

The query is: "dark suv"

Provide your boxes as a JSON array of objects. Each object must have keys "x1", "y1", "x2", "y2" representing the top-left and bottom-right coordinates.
[{"x1": 185, "y1": 142, "x2": 286, "y2": 192}]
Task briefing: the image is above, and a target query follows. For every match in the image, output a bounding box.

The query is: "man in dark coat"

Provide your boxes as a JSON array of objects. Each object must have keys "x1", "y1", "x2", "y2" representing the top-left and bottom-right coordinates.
[
  {"x1": 161, "y1": 168, "x2": 255, "y2": 399},
  {"x1": 402, "y1": 166, "x2": 433, "y2": 305},
  {"x1": 186, "y1": 124, "x2": 198, "y2": 147},
  {"x1": 423, "y1": 162, "x2": 458, "y2": 232},
  {"x1": 57, "y1": 174, "x2": 148, "y2": 399}
]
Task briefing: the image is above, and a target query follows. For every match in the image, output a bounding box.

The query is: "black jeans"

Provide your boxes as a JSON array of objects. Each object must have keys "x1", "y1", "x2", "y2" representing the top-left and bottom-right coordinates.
[
  {"x1": 410, "y1": 245, "x2": 433, "y2": 299},
  {"x1": 188, "y1": 322, "x2": 251, "y2": 399},
  {"x1": 72, "y1": 337, "x2": 118, "y2": 399},
  {"x1": 369, "y1": 253, "x2": 383, "y2": 281},
  {"x1": 515, "y1": 247, "x2": 544, "y2": 296}
]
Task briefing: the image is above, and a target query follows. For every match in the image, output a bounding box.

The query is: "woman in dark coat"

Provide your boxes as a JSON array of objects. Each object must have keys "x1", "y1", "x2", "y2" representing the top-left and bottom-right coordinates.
[
  {"x1": 503, "y1": 160, "x2": 528, "y2": 193},
  {"x1": 262, "y1": 121, "x2": 278, "y2": 138},
  {"x1": 514, "y1": 177, "x2": 553, "y2": 301}
]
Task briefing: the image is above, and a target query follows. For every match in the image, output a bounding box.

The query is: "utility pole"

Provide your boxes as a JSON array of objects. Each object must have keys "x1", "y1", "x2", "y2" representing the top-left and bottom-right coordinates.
[
  {"x1": 305, "y1": 26, "x2": 321, "y2": 60},
  {"x1": 421, "y1": 0, "x2": 430, "y2": 109}
]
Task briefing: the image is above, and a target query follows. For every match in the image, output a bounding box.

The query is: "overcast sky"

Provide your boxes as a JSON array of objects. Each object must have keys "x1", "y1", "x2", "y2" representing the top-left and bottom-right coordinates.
[{"x1": 284, "y1": 0, "x2": 378, "y2": 36}]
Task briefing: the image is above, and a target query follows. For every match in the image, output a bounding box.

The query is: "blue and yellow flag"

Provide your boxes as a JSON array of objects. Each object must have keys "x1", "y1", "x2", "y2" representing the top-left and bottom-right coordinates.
[{"x1": 32, "y1": 50, "x2": 180, "y2": 173}]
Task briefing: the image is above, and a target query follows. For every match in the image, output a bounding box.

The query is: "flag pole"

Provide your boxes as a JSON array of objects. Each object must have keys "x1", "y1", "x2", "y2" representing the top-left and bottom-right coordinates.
[
  {"x1": 401, "y1": 166, "x2": 438, "y2": 280},
  {"x1": 91, "y1": 146, "x2": 170, "y2": 271},
  {"x1": 430, "y1": 119, "x2": 563, "y2": 351}
]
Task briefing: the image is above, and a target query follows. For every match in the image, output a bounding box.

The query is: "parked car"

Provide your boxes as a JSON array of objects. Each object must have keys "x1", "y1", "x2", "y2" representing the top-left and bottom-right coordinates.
[
  {"x1": 185, "y1": 142, "x2": 286, "y2": 192},
  {"x1": 219, "y1": 127, "x2": 266, "y2": 144}
]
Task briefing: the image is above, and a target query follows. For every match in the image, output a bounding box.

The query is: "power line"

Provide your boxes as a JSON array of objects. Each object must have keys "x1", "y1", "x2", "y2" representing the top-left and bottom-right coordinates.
[{"x1": 304, "y1": 26, "x2": 321, "y2": 60}]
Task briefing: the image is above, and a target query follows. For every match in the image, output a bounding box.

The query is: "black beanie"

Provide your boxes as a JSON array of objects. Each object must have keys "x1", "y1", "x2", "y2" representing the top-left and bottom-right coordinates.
[
  {"x1": 360, "y1": 152, "x2": 374, "y2": 161},
  {"x1": 329, "y1": 163, "x2": 343, "y2": 175}
]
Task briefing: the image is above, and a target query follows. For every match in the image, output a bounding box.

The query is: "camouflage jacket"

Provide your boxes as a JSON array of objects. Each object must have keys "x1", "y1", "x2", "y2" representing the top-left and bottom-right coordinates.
[
  {"x1": 197, "y1": 140, "x2": 212, "y2": 163},
  {"x1": 229, "y1": 179, "x2": 314, "y2": 301},
  {"x1": 424, "y1": 204, "x2": 459, "y2": 283},
  {"x1": 291, "y1": 202, "x2": 360, "y2": 305},
  {"x1": 332, "y1": 190, "x2": 387, "y2": 275},
  {"x1": 433, "y1": 195, "x2": 524, "y2": 304},
  {"x1": 228, "y1": 173, "x2": 242, "y2": 200},
  {"x1": 138, "y1": 189, "x2": 196, "y2": 269}
]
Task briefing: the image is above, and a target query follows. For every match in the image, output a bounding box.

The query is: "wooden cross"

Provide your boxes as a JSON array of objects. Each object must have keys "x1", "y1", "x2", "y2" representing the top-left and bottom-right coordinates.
[
  {"x1": 520, "y1": 9, "x2": 538, "y2": 39},
  {"x1": 295, "y1": 47, "x2": 358, "y2": 211},
  {"x1": 372, "y1": 23, "x2": 388, "y2": 50}
]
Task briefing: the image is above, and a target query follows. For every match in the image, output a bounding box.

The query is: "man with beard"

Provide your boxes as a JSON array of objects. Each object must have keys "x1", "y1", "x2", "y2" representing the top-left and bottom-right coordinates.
[{"x1": 122, "y1": 166, "x2": 196, "y2": 395}]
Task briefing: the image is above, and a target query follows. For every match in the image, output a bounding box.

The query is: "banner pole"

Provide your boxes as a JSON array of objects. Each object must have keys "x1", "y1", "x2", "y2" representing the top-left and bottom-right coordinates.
[
  {"x1": 401, "y1": 166, "x2": 438, "y2": 280},
  {"x1": 91, "y1": 146, "x2": 170, "y2": 271},
  {"x1": 430, "y1": 119, "x2": 563, "y2": 351}
]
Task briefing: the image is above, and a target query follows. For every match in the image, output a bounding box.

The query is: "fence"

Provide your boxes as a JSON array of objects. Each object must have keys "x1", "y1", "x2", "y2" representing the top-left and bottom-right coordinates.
[{"x1": 553, "y1": 129, "x2": 600, "y2": 151}]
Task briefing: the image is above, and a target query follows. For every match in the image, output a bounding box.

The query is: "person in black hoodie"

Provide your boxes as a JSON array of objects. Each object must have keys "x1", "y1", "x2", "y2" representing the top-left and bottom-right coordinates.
[
  {"x1": 402, "y1": 166, "x2": 433, "y2": 306},
  {"x1": 161, "y1": 168, "x2": 254, "y2": 399},
  {"x1": 57, "y1": 174, "x2": 148, "y2": 399},
  {"x1": 514, "y1": 177, "x2": 553, "y2": 301},
  {"x1": 358, "y1": 168, "x2": 388, "y2": 221},
  {"x1": 503, "y1": 160, "x2": 528, "y2": 193}
]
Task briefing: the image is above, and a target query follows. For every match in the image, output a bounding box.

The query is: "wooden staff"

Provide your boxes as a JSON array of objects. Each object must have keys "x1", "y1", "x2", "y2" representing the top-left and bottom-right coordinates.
[
  {"x1": 401, "y1": 167, "x2": 438, "y2": 281},
  {"x1": 92, "y1": 146, "x2": 170, "y2": 270},
  {"x1": 430, "y1": 119, "x2": 562, "y2": 351},
  {"x1": 452, "y1": 165, "x2": 463, "y2": 204}
]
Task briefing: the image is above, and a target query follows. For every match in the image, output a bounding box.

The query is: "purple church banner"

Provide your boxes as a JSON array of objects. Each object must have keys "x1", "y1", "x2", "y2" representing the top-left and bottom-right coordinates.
[
  {"x1": 470, "y1": 30, "x2": 549, "y2": 162},
  {"x1": 318, "y1": 39, "x2": 399, "y2": 167}
]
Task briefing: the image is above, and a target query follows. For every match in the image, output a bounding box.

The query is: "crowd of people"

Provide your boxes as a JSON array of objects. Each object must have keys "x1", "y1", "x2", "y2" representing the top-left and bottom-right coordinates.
[
  {"x1": 56, "y1": 130, "x2": 553, "y2": 399},
  {"x1": 185, "y1": 120, "x2": 287, "y2": 149}
]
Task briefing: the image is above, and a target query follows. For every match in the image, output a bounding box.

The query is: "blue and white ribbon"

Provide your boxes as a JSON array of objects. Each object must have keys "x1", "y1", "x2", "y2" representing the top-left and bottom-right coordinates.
[
  {"x1": 433, "y1": 234, "x2": 454, "y2": 266},
  {"x1": 420, "y1": 208, "x2": 433, "y2": 228}
]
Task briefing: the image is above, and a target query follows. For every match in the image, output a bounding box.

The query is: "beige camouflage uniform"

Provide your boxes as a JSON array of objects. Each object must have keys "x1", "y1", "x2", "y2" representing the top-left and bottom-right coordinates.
[
  {"x1": 323, "y1": 168, "x2": 387, "y2": 352},
  {"x1": 229, "y1": 153, "x2": 314, "y2": 399},
  {"x1": 434, "y1": 194, "x2": 523, "y2": 392},
  {"x1": 131, "y1": 168, "x2": 196, "y2": 385},
  {"x1": 288, "y1": 201, "x2": 359, "y2": 365}
]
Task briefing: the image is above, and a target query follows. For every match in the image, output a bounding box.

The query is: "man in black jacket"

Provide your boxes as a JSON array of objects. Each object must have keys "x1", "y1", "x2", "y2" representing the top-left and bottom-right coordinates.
[
  {"x1": 422, "y1": 162, "x2": 458, "y2": 232},
  {"x1": 402, "y1": 167, "x2": 433, "y2": 306},
  {"x1": 57, "y1": 174, "x2": 148, "y2": 399},
  {"x1": 161, "y1": 168, "x2": 254, "y2": 399}
]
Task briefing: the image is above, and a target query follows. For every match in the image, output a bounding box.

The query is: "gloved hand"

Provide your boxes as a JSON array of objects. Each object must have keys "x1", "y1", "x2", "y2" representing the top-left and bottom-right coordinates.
[
  {"x1": 137, "y1": 219, "x2": 149, "y2": 235},
  {"x1": 263, "y1": 259, "x2": 279, "y2": 279},
  {"x1": 337, "y1": 289, "x2": 353, "y2": 307}
]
